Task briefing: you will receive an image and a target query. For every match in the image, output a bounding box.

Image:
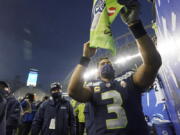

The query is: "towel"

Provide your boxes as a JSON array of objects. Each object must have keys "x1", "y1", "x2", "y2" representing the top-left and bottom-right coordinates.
[{"x1": 90, "y1": 0, "x2": 123, "y2": 55}]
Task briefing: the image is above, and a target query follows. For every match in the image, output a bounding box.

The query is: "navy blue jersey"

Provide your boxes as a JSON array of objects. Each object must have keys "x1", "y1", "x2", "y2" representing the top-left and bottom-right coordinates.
[
  {"x1": 86, "y1": 72, "x2": 149, "y2": 135},
  {"x1": 84, "y1": 103, "x2": 96, "y2": 135}
]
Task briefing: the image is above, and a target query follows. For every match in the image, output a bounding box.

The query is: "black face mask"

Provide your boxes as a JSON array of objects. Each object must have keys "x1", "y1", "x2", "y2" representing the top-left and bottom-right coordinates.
[
  {"x1": 100, "y1": 64, "x2": 115, "y2": 80},
  {"x1": 0, "y1": 89, "x2": 9, "y2": 98},
  {"x1": 51, "y1": 92, "x2": 61, "y2": 100}
]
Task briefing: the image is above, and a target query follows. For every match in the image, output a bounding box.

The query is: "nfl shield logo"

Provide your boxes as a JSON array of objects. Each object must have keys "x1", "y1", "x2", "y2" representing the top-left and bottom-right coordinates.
[{"x1": 107, "y1": 7, "x2": 116, "y2": 16}]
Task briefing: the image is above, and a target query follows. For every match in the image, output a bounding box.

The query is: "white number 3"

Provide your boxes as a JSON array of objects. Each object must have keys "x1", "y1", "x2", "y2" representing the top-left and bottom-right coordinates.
[{"x1": 101, "y1": 90, "x2": 128, "y2": 129}]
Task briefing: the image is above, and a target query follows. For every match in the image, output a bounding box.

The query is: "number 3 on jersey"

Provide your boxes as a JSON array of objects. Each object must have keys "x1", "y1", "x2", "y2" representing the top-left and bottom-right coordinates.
[{"x1": 101, "y1": 90, "x2": 128, "y2": 129}]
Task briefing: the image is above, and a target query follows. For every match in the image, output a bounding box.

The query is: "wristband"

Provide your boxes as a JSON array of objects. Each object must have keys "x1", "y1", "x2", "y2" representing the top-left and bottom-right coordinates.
[
  {"x1": 129, "y1": 20, "x2": 147, "y2": 39},
  {"x1": 80, "y1": 56, "x2": 90, "y2": 67}
]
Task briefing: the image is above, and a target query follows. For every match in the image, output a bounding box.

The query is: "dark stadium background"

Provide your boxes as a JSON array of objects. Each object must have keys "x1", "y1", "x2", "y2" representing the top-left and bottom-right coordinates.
[{"x1": 0, "y1": 0, "x2": 153, "y2": 91}]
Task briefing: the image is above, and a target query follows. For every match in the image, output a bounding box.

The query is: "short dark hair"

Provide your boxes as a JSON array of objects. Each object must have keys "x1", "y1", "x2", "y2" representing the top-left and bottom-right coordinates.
[
  {"x1": 0, "y1": 81, "x2": 9, "y2": 90},
  {"x1": 97, "y1": 57, "x2": 109, "y2": 67},
  {"x1": 25, "y1": 93, "x2": 35, "y2": 99},
  {"x1": 43, "y1": 96, "x2": 49, "y2": 100}
]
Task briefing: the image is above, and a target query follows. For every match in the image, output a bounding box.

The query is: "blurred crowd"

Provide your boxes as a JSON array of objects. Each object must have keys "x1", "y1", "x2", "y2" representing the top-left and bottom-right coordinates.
[{"x1": 0, "y1": 81, "x2": 87, "y2": 135}]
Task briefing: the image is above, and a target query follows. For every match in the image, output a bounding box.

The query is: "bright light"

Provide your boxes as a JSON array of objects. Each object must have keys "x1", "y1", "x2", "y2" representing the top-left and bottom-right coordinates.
[
  {"x1": 83, "y1": 68, "x2": 98, "y2": 80},
  {"x1": 157, "y1": 35, "x2": 180, "y2": 57},
  {"x1": 114, "y1": 53, "x2": 141, "y2": 64},
  {"x1": 27, "y1": 71, "x2": 38, "y2": 87},
  {"x1": 83, "y1": 53, "x2": 141, "y2": 80}
]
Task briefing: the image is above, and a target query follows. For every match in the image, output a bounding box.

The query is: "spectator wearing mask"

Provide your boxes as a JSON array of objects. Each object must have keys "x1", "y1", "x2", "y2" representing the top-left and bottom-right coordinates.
[
  {"x1": 0, "y1": 81, "x2": 9, "y2": 135},
  {"x1": 18, "y1": 93, "x2": 37, "y2": 135},
  {"x1": 31, "y1": 82, "x2": 76, "y2": 135},
  {"x1": 5, "y1": 86, "x2": 21, "y2": 135}
]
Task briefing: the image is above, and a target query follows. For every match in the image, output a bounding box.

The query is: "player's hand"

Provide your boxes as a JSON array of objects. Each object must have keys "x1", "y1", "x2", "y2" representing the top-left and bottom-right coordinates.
[
  {"x1": 119, "y1": 1, "x2": 140, "y2": 26},
  {"x1": 118, "y1": 0, "x2": 134, "y2": 6},
  {"x1": 83, "y1": 41, "x2": 96, "y2": 58}
]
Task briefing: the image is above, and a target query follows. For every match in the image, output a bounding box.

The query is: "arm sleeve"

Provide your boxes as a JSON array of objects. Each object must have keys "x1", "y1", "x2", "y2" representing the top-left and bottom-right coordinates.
[
  {"x1": 127, "y1": 75, "x2": 146, "y2": 94},
  {"x1": 31, "y1": 103, "x2": 45, "y2": 135},
  {"x1": 116, "y1": 71, "x2": 145, "y2": 94},
  {"x1": 0, "y1": 95, "x2": 6, "y2": 121},
  {"x1": 6, "y1": 100, "x2": 21, "y2": 127},
  {"x1": 69, "y1": 102, "x2": 76, "y2": 135}
]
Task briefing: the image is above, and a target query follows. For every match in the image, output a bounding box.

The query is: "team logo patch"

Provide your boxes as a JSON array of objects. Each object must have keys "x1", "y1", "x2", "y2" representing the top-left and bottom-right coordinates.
[
  {"x1": 107, "y1": 7, "x2": 116, "y2": 16},
  {"x1": 94, "y1": 86, "x2": 101, "y2": 92},
  {"x1": 120, "y1": 81, "x2": 127, "y2": 88},
  {"x1": 94, "y1": 0, "x2": 106, "y2": 14},
  {"x1": 105, "y1": 83, "x2": 111, "y2": 88}
]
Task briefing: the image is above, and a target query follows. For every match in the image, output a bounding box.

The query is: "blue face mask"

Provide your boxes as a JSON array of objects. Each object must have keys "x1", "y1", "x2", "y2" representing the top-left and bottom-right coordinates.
[{"x1": 100, "y1": 64, "x2": 115, "y2": 80}]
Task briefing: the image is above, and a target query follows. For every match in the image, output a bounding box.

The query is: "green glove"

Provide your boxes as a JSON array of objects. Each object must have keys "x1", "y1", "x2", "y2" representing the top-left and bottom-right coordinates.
[{"x1": 119, "y1": 1, "x2": 140, "y2": 25}]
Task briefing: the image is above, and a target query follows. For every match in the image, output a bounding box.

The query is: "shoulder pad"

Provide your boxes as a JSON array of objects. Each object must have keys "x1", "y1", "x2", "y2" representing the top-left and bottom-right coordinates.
[
  {"x1": 84, "y1": 80, "x2": 102, "y2": 87},
  {"x1": 115, "y1": 71, "x2": 134, "y2": 82}
]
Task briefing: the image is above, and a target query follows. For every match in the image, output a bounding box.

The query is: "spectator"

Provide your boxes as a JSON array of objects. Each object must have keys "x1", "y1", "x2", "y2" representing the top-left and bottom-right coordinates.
[
  {"x1": 36, "y1": 96, "x2": 49, "y2": 109},
  {"x1": 18, "y1": 93, "x2": 37, "y2": 135},
  {"x1": 31, "y1": 82, "x2": 76, "y2": 135},
  {"x1": 6, "y1": 87, "x2": 21, "y2": 135},
  {"x1": 71, "y1": 99, "x2": 85, "y2": 135},
  {"x1": 0, "y1": 81, "x2": 9, "y2": 135}
]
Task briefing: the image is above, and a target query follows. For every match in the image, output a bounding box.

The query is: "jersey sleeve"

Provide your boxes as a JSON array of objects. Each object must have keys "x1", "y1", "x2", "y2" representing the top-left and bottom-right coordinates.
[
  {"x1": 84, "y1": 81, "x2": 94, "y2": 91},
  {"x1": 115, "y1": 71, "x2": 145, "y2": 94},
  {"x1": 84, "y1": 80, "x2": 103, "y2": 102}
]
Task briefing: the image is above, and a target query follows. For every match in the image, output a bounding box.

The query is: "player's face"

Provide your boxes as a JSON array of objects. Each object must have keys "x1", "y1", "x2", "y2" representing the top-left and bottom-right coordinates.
[
  {"x1": 51, "y1": 89, "x2": 62, "y2": 99},
  {"x1": 98, "y1": 59, "x2": 112, "y2": 69},
  {"x1": 51, "y1": 89, "x2": 60, "y2": 94},
  {"x1": 98, "y1": 59, "x2": 115, "y2": 80}
]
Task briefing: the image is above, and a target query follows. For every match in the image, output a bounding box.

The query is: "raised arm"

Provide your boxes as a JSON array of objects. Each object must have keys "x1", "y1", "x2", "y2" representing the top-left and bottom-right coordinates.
[
  {"x1": 133, "y1": 33, "x2": 161, "y2": 89},
  {"x1": 119, "y1": 1, "x2": 162, "y2": 90},
  {"x1": 68, "y1": 42, "x2": 96, "y2": 102}
]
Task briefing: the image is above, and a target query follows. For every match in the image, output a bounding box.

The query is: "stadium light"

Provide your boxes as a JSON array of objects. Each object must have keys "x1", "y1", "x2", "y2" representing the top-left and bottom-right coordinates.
[
  {"x1": 157, "y1": 35, "x2": 180, "y2": 57},
  {"x1": 83, "y1": 68, "x2": 98, "y2": 80},
  {"x1": 83, "y1": 53, "x2": 141, "y2": 80},
  {"x1": 114, "y1": 53, "x2": 141, "y2": 65}
]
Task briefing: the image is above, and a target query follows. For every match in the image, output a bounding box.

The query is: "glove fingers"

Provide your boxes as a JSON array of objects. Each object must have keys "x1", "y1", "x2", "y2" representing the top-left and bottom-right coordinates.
[
  {"x1": 118, "y1": 0, "x2": 136, "y2": 6},
  {"x1": 118, "y1": 0, "x2": 128, "y2": 5},
  {"x1": 119, "y1": 1, "x2": 140, "y2": 25},
  {"x1": 120, "y1": 1, "x2": 140, "y2": 14},
  {"x1": 120, "y1": 6, "x2": 128, "y2": 15}
]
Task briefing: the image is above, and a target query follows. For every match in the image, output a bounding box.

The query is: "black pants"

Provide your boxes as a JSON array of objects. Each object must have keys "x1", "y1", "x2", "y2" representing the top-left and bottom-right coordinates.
[
  {"x1": 79, "y1": 122, "x2": 85, "y2": 135},
  {"x1": 6, "y1": 126, "x2": 17, "y2": 135},
  {"x1": 18, "y1": 122, "x2": 32, "y2": 135}
]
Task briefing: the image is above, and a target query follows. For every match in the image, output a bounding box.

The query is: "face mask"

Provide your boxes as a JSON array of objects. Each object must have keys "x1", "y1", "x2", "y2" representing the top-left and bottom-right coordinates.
[
  {"x1": 51, "y1": 92, "x2": 61, "y2": 100},
  {"x1": 0, "y1": 89, "x2": 9, "y2": 98},
  {"x1": 100, "y1": 64, "x2": 115, "y2": 80}
]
